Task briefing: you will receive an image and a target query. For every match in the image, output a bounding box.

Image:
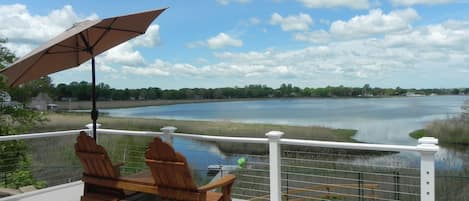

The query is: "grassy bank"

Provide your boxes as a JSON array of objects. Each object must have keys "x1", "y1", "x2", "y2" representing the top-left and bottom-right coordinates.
[
  {"x1": 36, "y1": 112, "x2": 356, "y2": 141},
  {"x1": 34, "y1": 112, "x2": 356, "y2": 154},
  {"x1": 409, "y1": 129, "x2": 426, "y2": 139},
  {"x1": 409, "y1": 118, "x2": 469, "y2": 144}
]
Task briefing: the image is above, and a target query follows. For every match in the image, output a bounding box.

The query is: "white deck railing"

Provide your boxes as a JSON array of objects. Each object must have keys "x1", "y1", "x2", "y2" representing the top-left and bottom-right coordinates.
[{"x1": 0, "y1": 125, "x2": 439, "y2": 201}]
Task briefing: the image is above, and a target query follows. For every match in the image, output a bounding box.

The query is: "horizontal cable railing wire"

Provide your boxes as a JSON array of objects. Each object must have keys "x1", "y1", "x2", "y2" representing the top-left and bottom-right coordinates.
[
  {"x1": 0, "y1": 134, "x2": 82, "y2": 190},
  {"x1": 98, "y1": 131, "x2": 273, "y2": 199},
  {"x1": 279, "y1": 147, "x2": 420, "y2": 201},
  {"x1": 0, "y1": 127, "x2": 443, "y2": 200},
  {"x1": 283, "y1": 150, "x2": 421, "y2": 171}
]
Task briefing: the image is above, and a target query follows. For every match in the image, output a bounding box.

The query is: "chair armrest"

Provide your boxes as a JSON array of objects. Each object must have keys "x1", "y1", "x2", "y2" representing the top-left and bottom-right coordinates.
[
  {"x1": 113, "y1": 162, "x2": 125, "y2": 177},
  {"x1": 198, "y1": 174, "x2": 236, "y2": 192},
  {"x1": 113, "y1": 162, "x2": 125, "y2": 168}
]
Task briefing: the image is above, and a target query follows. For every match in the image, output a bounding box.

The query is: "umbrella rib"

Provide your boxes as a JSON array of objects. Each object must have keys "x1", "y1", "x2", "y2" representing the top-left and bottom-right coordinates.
[
  {"x1": 79, "y1": 32, "x2": 93, "y2": 54},
  {"x1": 90, "y1": 18, "x2": 118, "y2": 50},
  {"x1": 94, "y1": 26, "x2": 144, "y2": 34},
  {"x1": 55, "y1": 44, "x2": 82, "y2": 50},
  {"x1": 46, "y1": 50, "x2": 82, "y2": 54}
]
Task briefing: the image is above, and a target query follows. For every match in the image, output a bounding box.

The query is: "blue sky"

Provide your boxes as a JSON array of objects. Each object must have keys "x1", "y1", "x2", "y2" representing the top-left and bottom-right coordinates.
[{"x1": 1, "y1": 0, "x2": 468, "y2": 89}]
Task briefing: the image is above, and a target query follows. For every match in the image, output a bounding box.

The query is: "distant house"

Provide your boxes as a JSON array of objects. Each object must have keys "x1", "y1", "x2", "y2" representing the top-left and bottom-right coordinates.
[
  {"x1": 0, "y1": 91, "x2": 11, "y2": 102},
  {"x1": 47, "y1": 103, "x2": 58, "y2": 111},
  {"x1": 0, "y1": 91, "x2": 23, "y2": 108},
  {"x1": 29, "y1": 93, "x2": 54, "y2": 111},
  {"x1": 405, "y1": 92, "x2": 424, "y2": 97}
]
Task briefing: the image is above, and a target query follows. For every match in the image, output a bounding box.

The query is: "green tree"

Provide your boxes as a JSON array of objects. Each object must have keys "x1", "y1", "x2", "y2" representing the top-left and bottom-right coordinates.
[
  {"x1": 0, "y1": 39, "x2": 15, "y2": 69},
  {"x1": 7, "y1": 76, "x2": 54, "y2": 103},
  {"x1": 1, "y1": 39, "x2": 47, "y2": 189},
  {"x1": 362, "y1": 84, "x2": 370, "y2": 96}
]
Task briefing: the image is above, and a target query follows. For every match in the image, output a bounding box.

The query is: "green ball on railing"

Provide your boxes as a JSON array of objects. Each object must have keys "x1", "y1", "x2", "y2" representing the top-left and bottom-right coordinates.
[{"x1": 237, "y1": 157, "x2": 247, "y2": 168}]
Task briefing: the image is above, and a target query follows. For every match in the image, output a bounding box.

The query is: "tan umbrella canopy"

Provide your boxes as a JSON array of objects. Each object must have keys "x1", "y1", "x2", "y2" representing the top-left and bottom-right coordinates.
[{"x1": 0, "y1": 8, "x2": 167, "y2": 139}]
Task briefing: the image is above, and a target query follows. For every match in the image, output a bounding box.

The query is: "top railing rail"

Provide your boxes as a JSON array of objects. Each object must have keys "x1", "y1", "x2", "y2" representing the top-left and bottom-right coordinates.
[
  {"x1": 0, "y1": 128, "x2": 437, "y2": 153},
  {"x1": 0, "y1": 129, "x2": 87, "y2": 142}
]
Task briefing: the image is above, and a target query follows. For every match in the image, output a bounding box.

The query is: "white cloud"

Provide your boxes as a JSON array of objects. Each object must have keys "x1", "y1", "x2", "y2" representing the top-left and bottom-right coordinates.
[
  {"x1": 99, "y1": 24, "x2": 161, "y2": 68},
  {"x1": 188, "y1": 33, "x2": 243, "y2": 49},
  {"x1": 216, "y1": 0, "x2": 251, "y2": 5},
  {"x1": 121, "y1": 60, "x2": 170, "y2": 76},
  {"x1": 0, "y1": 4, "x2": 98, "y2": 56},
  {"x1": 391, "y1": 0, "x2": 453, "y2": 6},
  {"x1": 186, "y1": 41, "x2": 205, "y2": 48},
  {"x1": 249, "y1": 17, "x2": 261, "y2": 25},
  {"x1": 330, "y1": 8, "x2": 419, "y2": 38},
  {"x1": 0, "y1": 4, "x2": 97, "y2": 56},
  {"x1": 131, "y1": 25, "x2": 160, "y2": 47},
  {"x1": 319, "y1": 19, "x2": 331, "y2": 25},
  {"x1": 122, "y1": 17, "x2": 469, "y2": 86},
  {"x1": 270, "y1": 13, "x2": 313, "y2": 31},
  {"x1": 8, "y1": 3, "x2": 467, "y2": 88},
  {"x1": 207, "y1": 33, "x2": 243, "y2": 49},
  {"x1": 102, "y1": 43, "x2": 145, "y2": 66},
  {"x1": 294, "y1": 30, "x2": 331, "y2": 44},
  {"x1": 97, "y1": 64, "x2": 117, "y2": 73},
  {"x1": 298, "y1": 0, "x2": 370, "y2": 9},
  {"x1": 295, "y1": 8, "x2": 420, "y2": 43},
  {"x1": 382, "y1": 20, "x2": 469, "y2": 50}
]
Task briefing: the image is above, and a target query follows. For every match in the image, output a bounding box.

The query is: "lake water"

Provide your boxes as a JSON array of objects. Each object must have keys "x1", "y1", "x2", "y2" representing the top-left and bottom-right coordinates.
[
  {"x1": 102, "y1": 96, "x2": 467, "y2": 145},
  {"x1": 101, "y1": 96, "x2": 469, "y2": 171}
]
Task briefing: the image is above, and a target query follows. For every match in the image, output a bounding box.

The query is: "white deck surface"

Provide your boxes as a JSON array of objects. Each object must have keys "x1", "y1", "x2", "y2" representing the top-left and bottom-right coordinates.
[
  {"x1": 0, "y1": 182, "x2": 246, "y2": 201},
  {"x1": 0, "y1": 181, "x2": 83, "y2": 201}
]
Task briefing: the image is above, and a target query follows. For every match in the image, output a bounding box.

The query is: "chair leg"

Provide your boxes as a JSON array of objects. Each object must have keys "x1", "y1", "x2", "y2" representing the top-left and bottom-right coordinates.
[
  {"x1": 221, "y1": 183, "x2": 234, "y2": 201},
  {"x1": 83, "y1": 183, "x2": 90, "y2": 196}
]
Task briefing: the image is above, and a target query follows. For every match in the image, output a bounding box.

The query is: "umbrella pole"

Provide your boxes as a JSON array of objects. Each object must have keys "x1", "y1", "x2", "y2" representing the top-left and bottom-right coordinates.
[{"x1": 91, "y1": 57, "x2": 98, "y2": 140}]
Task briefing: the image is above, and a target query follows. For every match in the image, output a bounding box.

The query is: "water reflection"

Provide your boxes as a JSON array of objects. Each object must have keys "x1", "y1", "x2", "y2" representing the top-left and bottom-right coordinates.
[{"x1": 172, "y1": 136, "x2": 239, "y2": 173}]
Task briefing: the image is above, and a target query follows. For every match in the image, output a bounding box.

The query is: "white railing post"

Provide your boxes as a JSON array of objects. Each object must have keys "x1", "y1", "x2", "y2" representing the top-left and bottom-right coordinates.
[
  {"x1": 417, "y1": 137, "x2": 439, "y2": 201},
  {"x1": 161, "y1": 126, "x2": 177, "y2": 145},
  {"x1": 266, "y1": 131, "x2": 284, "y2": 201},
  {"x1": 85, "y1": 123, "x2": 101, "y2": 137}
]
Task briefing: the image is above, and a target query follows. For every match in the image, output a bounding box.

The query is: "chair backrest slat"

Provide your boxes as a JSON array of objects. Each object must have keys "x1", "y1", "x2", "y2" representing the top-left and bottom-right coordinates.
[
  {"x1": 145, "y1": 137, "x2": 199, "y2": 200},
  {"x1": 75, "y1": 132, "x2": 118, "y2": 178}
]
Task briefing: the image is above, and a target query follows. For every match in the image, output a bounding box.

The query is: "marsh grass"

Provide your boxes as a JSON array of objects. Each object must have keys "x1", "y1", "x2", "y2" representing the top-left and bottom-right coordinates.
[
  {"x1": 410, "y1": 117, "x2": 469, "y2": 144},
  {"x1": 33, "y1": 112, "x2": 357, "y2": 154},
  {"x1": 35, "y1": 112, "x2": 356, "y2": 142},
  {"x1": 411, "y1": 100, "x2": 469, "y2": 144}
]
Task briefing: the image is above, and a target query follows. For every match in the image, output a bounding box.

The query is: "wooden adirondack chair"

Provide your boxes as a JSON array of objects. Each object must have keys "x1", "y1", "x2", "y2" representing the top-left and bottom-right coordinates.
[
  {"x1": 145, "y1": 137, "x2": 236, "y2": 201},
  {"x1": 75, "y1": 131, "x2": 157, "y2": 200}
]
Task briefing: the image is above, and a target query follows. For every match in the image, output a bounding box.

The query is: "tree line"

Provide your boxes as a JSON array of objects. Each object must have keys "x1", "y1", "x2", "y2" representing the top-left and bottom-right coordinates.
[{"x1": 10, "y1": 80, "x2": 468, "y2": 102}]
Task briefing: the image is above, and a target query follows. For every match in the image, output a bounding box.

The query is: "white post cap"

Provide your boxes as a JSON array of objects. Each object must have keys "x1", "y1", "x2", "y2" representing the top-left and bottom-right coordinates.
[
  {"x1": 418, "y1": 137, "x2": 438, "y2": 145},
  {"x1": 266, "y1": 131, "x2": 284, "y2": 139},
  {"x1": 85, "y1": 123, "x2": 101, "y2": 129},
  {"x1": 161, "y1": 126, "x2": 177, "y2": 132}
]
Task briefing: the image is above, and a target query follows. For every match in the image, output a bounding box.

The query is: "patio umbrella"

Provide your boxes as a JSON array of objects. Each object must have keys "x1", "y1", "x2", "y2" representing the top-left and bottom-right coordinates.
[{"x1": 0, "y1": 8, "x2": 167, "y2": 139}]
